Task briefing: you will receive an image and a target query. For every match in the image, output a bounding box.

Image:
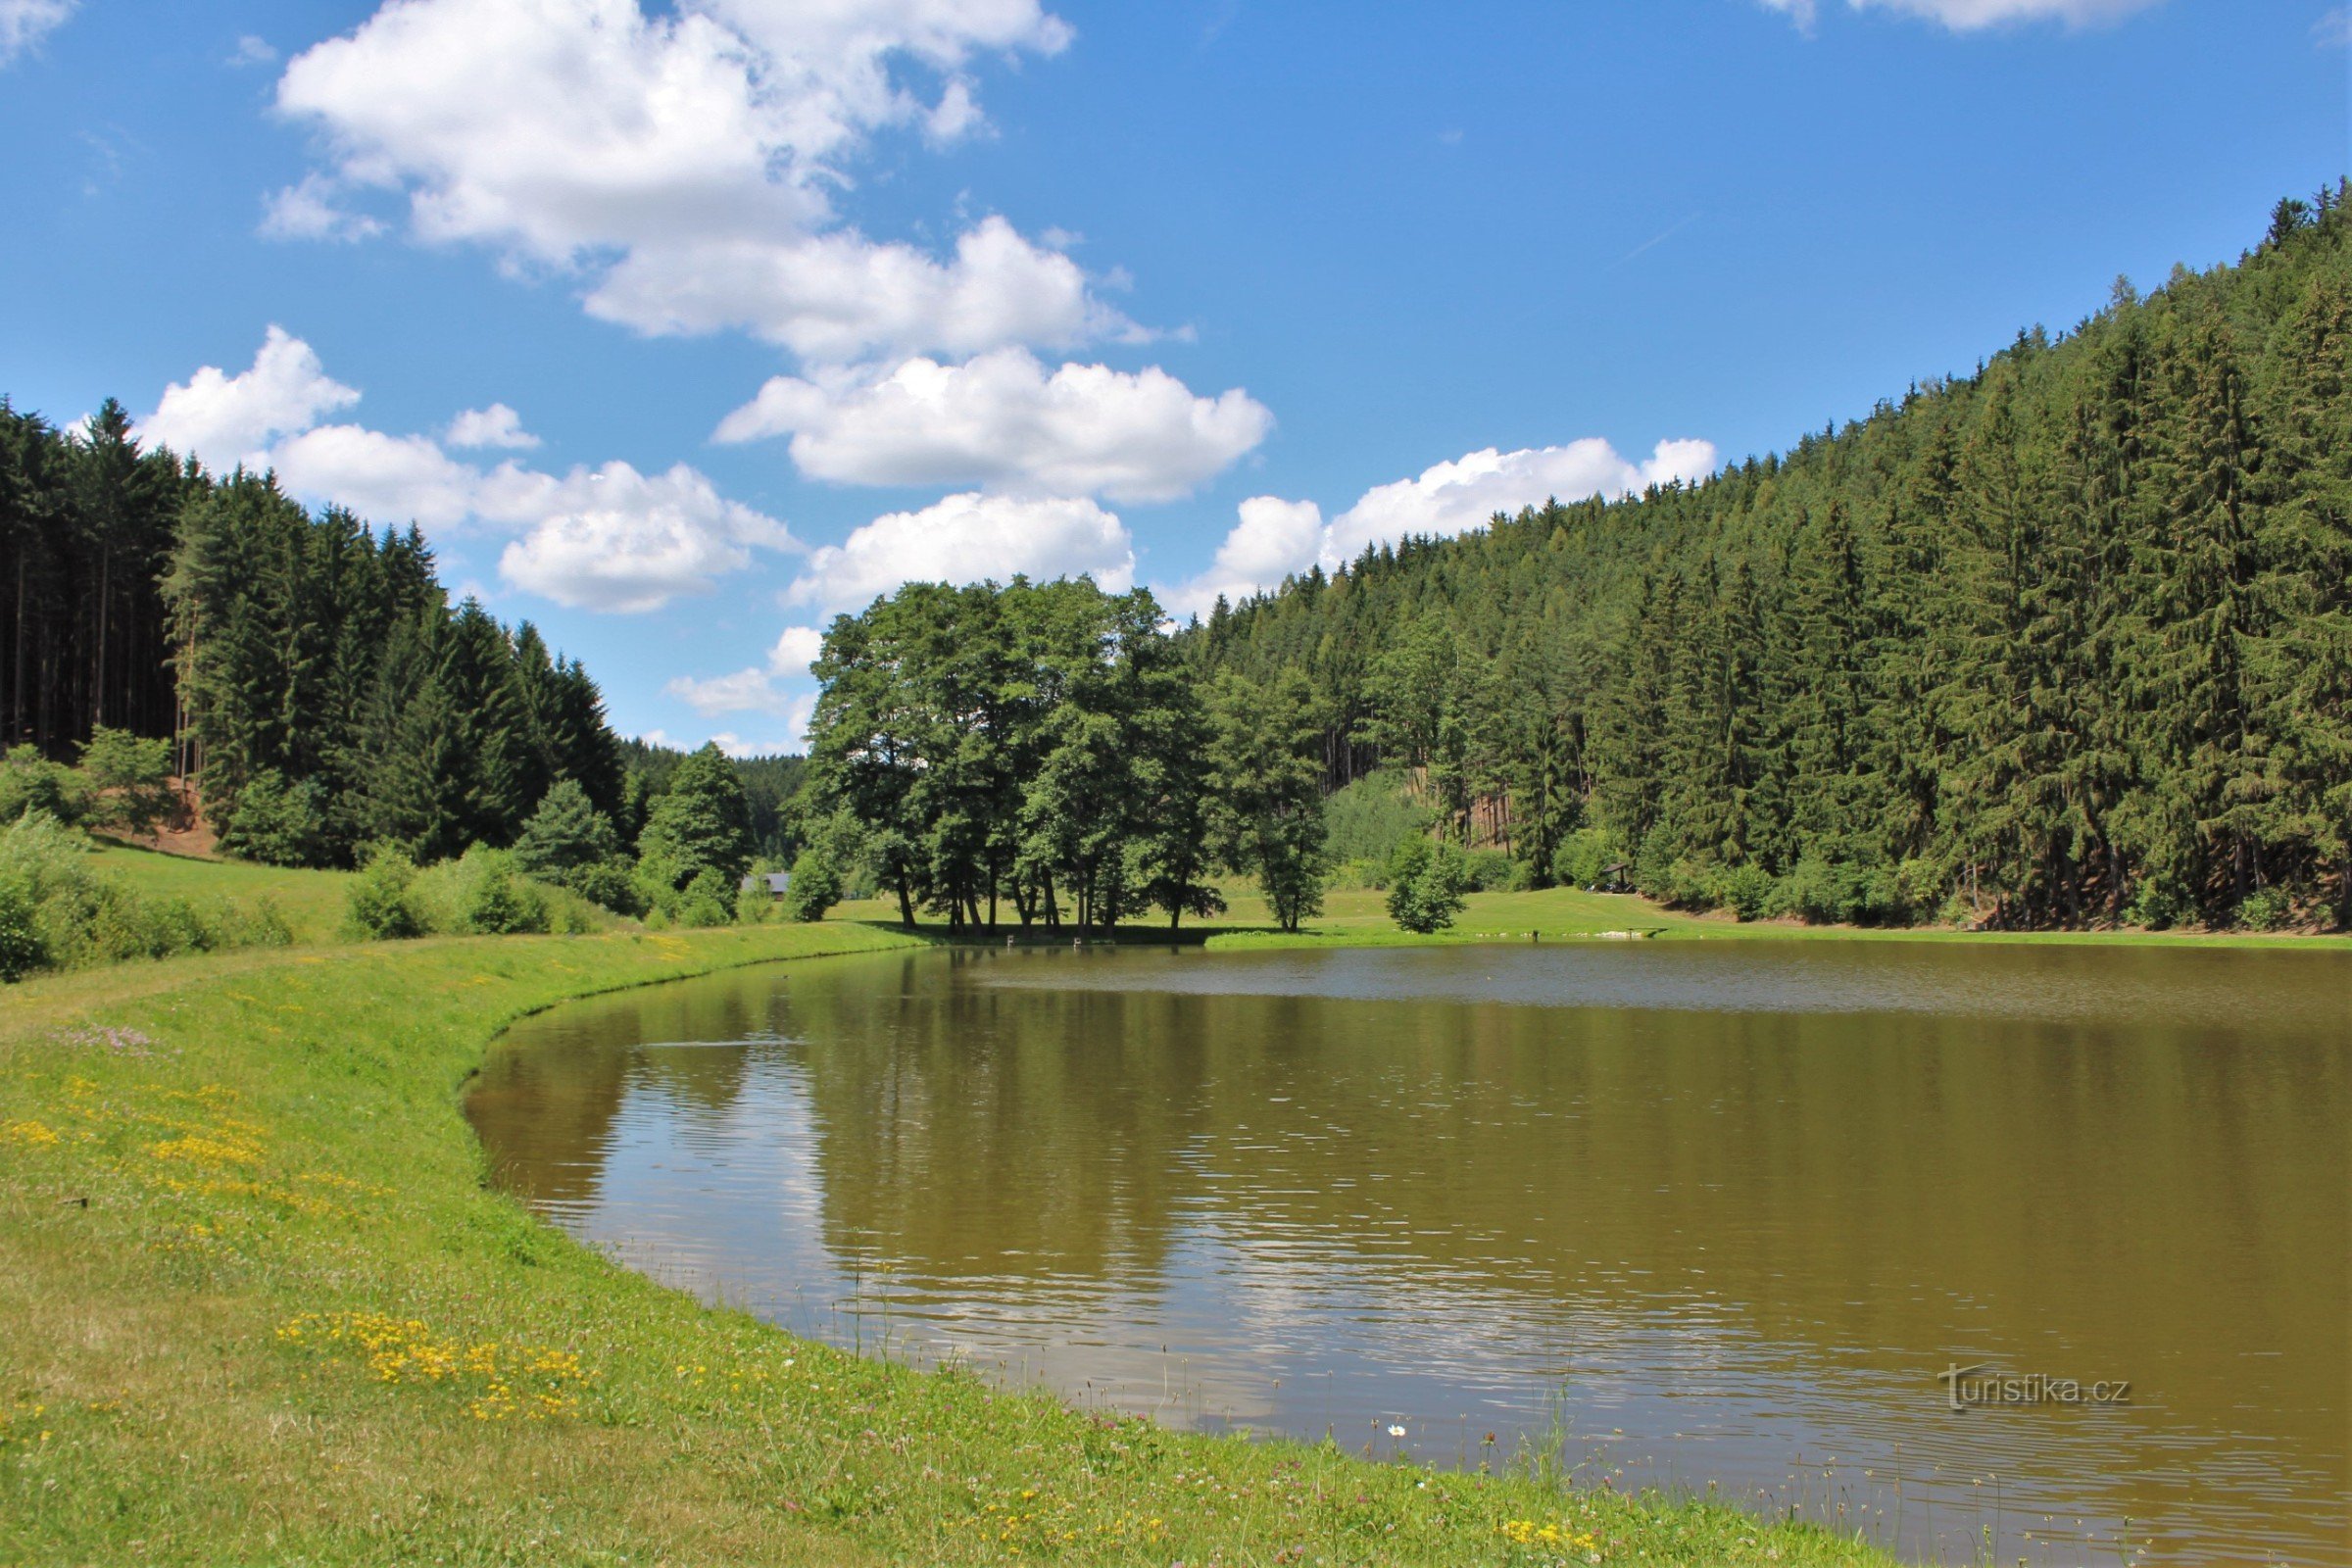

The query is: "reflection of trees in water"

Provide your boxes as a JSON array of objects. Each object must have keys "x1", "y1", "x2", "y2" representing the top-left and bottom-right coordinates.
[
  {"x1": 783, "y1": 953, "x2": 2345, "y2": 1465},
  {"x1": 474, "y1": 947, "x2": 2348, "y2": 1517}
]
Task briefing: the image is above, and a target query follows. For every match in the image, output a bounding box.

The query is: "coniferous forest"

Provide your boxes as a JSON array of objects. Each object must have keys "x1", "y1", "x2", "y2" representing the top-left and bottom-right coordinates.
[
  {"x1": 1188, "y1": 189, "x2": 2352, "y2": 930},
  {"x1": 4, "y1": 191, "x2": 2348, "y2": 933}
]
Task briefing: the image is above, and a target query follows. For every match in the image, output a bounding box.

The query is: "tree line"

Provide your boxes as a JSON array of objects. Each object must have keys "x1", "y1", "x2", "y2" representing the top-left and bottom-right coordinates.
[{"x1": 1187, "y1": 188, "x2": 2352, "y2": 930}]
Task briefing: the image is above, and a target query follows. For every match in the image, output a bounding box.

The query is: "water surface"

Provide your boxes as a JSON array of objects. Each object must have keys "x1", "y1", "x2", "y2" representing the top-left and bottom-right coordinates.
[{"x1": 468, "y1": 941, "x2": 2350, "y2": 1565}]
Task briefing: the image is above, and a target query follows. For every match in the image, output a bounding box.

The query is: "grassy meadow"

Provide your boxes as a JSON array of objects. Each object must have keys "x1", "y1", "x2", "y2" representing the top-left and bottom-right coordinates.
[{"x1": 0, "y1": 917, "x2": 1901, "y2": 1567}]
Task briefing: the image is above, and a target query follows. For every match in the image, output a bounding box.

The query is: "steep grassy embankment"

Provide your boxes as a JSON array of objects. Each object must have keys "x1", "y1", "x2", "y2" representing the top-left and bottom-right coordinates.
[{"x1": 0, "y1": 923, "x2": 1894, "y2": 1567}]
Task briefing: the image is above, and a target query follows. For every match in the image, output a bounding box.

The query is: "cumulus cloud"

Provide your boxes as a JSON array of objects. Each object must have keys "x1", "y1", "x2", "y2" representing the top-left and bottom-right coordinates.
[
  {"x1": 662, "y1": 624, "x2": 829, "y2": 734},
  {"x1": 784, "y1": 491, "x2": 1131, "y2": 612},
  {"x1": 1161, "y1": 496, "x2": 1324, "y2": 617},
  {"x1": 445, "y1": 403, "x2": 540, "y2": 450},
  {"x1": 142, "y1": 328, "x2": 796, "y2": 613},
  {"x1": 715, "y1": 347, "x2": 1271, "y2": 501},
  {"x1": 0, "y1": 0, "x2": 74, "y2": 66},
  {"x1": 1322, "y1": 438, "x2": 1716, "y2": 563},
  {"x1": 270, "y1": 0, "x2": 1123, "y2": 364},
  {"x1": 1758, "y1": 0, "x2": 2162, "y2": 28},
  {"x1": 261, "y1": 172, "x2": 386, "y2": 243},
  {"x1": 227, "y1": 33, "x2": 278, "y2": 67},
  {"x1": 136, "y1": 325, "x2": 361, "y2": 469},
  {"x1": 1163, "y1": 437, "x2": 1718, "y2": 613}
]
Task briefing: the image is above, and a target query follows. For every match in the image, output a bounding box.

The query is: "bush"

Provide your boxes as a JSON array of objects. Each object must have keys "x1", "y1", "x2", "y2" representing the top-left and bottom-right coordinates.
[
  {"x1": 413, "y1": 847, "x2": 550, "y2": 936},
  {"x1": 2234, "y1": 886, "x2": 2293, "y2": 931},
  {"x1": 78, "y1": 726, "x2": 173, "y2": 841},
  {"x1": 1323, "y1": 771, "x2": 1437, "y2": 865},
  {"x1": 1385, "y1": 836, "x2": 1469, "y2": 934},
  {"x1": 1768, "y1": 858, "x2": 1914, "y2": 927},
  {"x1": 1460, "y1": 848, "x2": 1518, "y2": 893},
  {"x1": 1549, "y1": 827, "x2": 1621, "y2": 891},
  {"x1": 560, "y1": 858, "x2": 645, "y2": 916},
  {"x1": 345, "y1": 848, "x2": 425, "y2": 940},
  {"x1": 0, "y1": 872, "x2": 44, "y2": 980},
  {"x1": 0, "y1": 746, "x2": 88, "y2": 827},
  {"x1": 220, "y1": 770, "x2": 330, "y2": 867},
  {"x1": 513, "y1": 780, "x2": 621, "y2": 876},
  {"x1": 781, "y1": 850, "x2": 841, "y2": 923},
  {"x1": 1719, "y1": 862, "x2": 1776, "y2": 922},
  {"x1": 677, "y1": 868, "x2": 734, "y2": 928}
]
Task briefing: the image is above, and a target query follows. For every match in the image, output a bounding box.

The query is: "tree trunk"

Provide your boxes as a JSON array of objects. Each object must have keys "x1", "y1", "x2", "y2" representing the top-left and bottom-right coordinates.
[{"x1": 895, "y1": 866, "x2": 915, "y2": 929}]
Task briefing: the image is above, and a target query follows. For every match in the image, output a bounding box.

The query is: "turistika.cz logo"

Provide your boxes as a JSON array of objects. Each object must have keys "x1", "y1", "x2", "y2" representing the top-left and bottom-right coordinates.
[{"x1": 1936, "y1": 1363, "x2": 2132, "y2": 1412}]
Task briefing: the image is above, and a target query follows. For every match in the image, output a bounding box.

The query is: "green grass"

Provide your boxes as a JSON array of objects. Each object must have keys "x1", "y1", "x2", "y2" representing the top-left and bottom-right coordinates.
[
  {"x1": 837, "y1": 879, "x2": 2352, "y2": 952},
  {"x1": 0, "y1": 922, "x2": 1895, "y2": 1567},
  {"x1": 88, "y1": 843, "x2": 364, "y2": 947}
]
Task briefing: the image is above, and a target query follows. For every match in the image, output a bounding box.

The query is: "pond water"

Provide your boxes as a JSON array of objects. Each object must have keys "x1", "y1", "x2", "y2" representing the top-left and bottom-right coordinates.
[{"x1": 466, "y1": 941, "x2": 2350, "y2": 1565}]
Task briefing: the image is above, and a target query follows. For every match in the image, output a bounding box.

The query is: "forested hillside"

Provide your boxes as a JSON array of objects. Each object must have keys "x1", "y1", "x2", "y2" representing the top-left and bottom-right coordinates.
[{"x1": 1191, "y1": 189, "x2": 2352, "y2": 929}]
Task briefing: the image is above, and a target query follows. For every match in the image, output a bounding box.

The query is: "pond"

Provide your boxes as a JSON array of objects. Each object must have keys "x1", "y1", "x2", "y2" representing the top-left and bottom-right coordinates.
[{"x1": 466, "y1": 941, "x2": 2349, "y2": 1565}]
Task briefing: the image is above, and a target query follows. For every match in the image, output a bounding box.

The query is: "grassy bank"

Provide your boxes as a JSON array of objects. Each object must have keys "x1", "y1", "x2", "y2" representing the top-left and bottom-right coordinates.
[
  {"x1": 0, "y1": 923, "x2": 1894, "y2": 1567},
  {"x1": 835, "y1": 881, "x2": 2352, "y2": 952}
]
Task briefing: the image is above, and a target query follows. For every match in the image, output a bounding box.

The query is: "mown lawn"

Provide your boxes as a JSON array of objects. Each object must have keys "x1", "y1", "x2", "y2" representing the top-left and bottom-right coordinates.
[{"x1": 0, "y1": 922, "x2": 1896, "y2": 1567}]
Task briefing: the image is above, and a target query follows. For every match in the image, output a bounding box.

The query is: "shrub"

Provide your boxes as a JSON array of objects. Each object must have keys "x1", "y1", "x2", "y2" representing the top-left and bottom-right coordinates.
[
  {"x1": 1719, "y1": 862, "x2": 1776, "y2": 922},
  {"x1": 1768, "y1": 858, "x2": 1914, "y2": 927},
  {"x1": 0, "y1": 872, "x2": 44, "y2": 980},
  {"x1": 1385, "y1": 836, "x2": 1469, "y2": 934},
  {"x1": 781, "y1": 850, "x2": 842, "y2": 923},
  {"x1": 1460, "y1": 848, "x2": 1517, "y2": 893},
  {"x1": 0, "y1": 746, "x2": 88, "y2": 827},
  {"x1": 220, "y1": 770, "x2": 330, "y2": 867},
  {"x1": 677, "y1": 868, "x2": 734, "y2": 928},
  {"x1": 415, "y1": 847, "x2": 550, "y2": 936},
  {"x1": 2234, "y1": 886, "x2": 2293, "y2": 932},
  {"x1": 345, "y1": 848, "x2": 425, "y2": 940},
  {"x1": 1549, "y1": 827, "x2": 1620, "y2": 891},
  {"x1": 1323, "y1": 771, "x2": 1437, "y2": 865},
  {"x1": 77, "y1": 726, "x2": 173, "y2": 841},
  {"x1": 560, "y1": 858, "x2": 645, "y2": 916}
]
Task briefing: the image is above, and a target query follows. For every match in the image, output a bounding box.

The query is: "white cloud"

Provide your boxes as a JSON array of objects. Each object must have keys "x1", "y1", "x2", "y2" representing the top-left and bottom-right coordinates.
[
  {"x1": 662, "y1": 622, "x2": 827, "y2": 724},
  {"x1": 715, "y1": 347, "x2": 1271, "y2": 501},
  {"x1": 446, "y1": 403, "x2": 540, "y2": 450},
  {"x1": 135, "y1": 325, "x2": 361, "y2": 469},
  {"x1": 1322, "y1": 438, "x2": 1715, "y2": 564},
  {"x1": 1162, "y1": 496, "x2": 1323, "y2": 618},
  {"x1": 270, "y1": 424, "x2": 482, "y2": 528},
  {"x1": 145, "y1": 328, "x2": 795, "y2": 613},
  {"x1": 271, "y1": 0, "x2": 1121, "y2": 364},
  {"x1": 227, "y1": 34, "x2": 278, "y2": 67},
  {"x1": 770, "y1": 624, "x2": 825, "y2": 674},
  {"x1": 261, "y1": 173, "x2": 385, "y2": 242},
  {"x1": 1163, "y1": 437, "x2": 1718, "y2": 612},
  {"x1": 0, "y1": 0, "x2": 74, "y2": 66},
  {"x1": 488, "y1": 462, "x2": 798, "y2": 612},
  {"x1": 784, "y1": 491, "x2": 1131, "y2": 611},
  {"x1": 584, "y1": 217, "x2": 1123, "y2": 362},
  {"x1": 2318, "y1": 7, "x2": 2351, "y2": 47},
  {"x1": 1759, "y1": 0, "x2": 2162, "y2": 28}
]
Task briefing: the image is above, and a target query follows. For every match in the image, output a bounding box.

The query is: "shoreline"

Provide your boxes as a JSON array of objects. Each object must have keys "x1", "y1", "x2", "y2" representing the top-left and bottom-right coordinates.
[{"x1": 0, "y1": 924, "x2": 1895, "y2": 1566}]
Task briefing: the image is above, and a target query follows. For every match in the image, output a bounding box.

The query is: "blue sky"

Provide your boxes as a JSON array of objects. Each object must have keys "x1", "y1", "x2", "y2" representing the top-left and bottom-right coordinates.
[{"x1": 4, "y1": 0, "x2": 2345, "y2": 752}]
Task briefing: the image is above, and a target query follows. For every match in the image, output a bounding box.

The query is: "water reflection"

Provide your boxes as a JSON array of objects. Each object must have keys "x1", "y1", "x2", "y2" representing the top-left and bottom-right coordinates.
[{"x1": 467, "y1": 941, "x2": 2351, "y2": 1565}]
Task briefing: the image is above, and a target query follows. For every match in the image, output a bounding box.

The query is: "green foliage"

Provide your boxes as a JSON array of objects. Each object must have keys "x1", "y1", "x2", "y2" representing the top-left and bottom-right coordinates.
[
  {"x1": 558, "y1": 858, "x2": 645, "y2": 917},
  {"x1": 513, "y1": 779, "x2": 620, "y2": 875},
  {"x1": 2234, "y1": 886, "x2": 2293, "y2": 931},
  {"x1": 638, "y1": 745, "x2": 754, "y2": 896},
  {"x1": 0, "y1": 810, "x2": 283, "y2": 977},
  {"x1": 1460, "y1": 847, "x2": 1517, "y2": 892},
  {"x1": 781, "y1": 850, "x2": 842, "y2": 923},
  {"x1": 1207, "y1": 670, "x2": 1329, "y2": 933},
  {"x1": 1322, "y1": 770, "x2": 1436, "y2": 869},
  {"x1": 1720, "y1": 862, "x2": 1777, "y2": 922},
  {"x1": 1194, "y1": 190, "x2": 2352, "y2": 930},
  {"x1": 219, "y1": 768, "x2": 330, "y2": 867},
  {"x1": 0, "y1": 745, "x2": 89, "y2": 826},
  {"x1": 344, "y1": 847, "x2": 425, "y2": 940},
  {"x1": 411, "y1": 847, "x2": 550, "y2": 936},
  {"x1": 76, "y1": 726, "x2": 172, "y2": 840},
  {"x1": 1384, "y1": 836, "x2": 1468, "y2": 934},
  {"x1": 1550, "y1": 828, "x2": 1623, "y2": 891}
]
